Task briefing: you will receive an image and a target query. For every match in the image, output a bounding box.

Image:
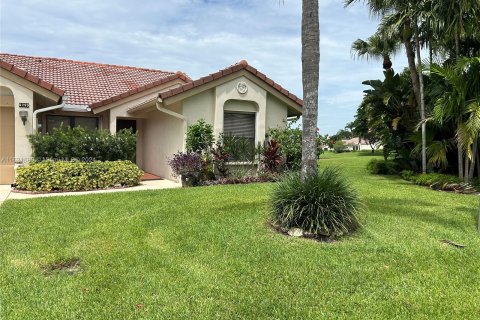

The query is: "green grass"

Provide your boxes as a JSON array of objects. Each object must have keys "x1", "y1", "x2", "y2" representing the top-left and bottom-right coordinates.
[{"x1": 1, "y1": 151, "x2": 479, "y2": 319}]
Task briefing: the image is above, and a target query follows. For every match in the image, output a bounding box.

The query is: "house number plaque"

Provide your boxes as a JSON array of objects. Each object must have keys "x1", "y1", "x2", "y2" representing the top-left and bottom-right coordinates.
[{"x1": 19, "y1": 103, "x2": 30, "y2": 108}]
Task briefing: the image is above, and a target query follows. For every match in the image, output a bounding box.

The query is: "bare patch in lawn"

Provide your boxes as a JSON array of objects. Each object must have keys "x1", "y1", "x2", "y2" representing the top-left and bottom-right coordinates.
[
  {"x1": 41, "y1": 257, "x2": 82, "y2": 275},
  {"x1": 268, "y1": 221, "x2": 336, "y2": 243}
]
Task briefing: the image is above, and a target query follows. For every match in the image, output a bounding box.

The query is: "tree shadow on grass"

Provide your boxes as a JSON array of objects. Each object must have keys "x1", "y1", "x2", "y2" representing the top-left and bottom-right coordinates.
[{"x1": 367, "y1": 194, "x2": 476, "y2": 232}]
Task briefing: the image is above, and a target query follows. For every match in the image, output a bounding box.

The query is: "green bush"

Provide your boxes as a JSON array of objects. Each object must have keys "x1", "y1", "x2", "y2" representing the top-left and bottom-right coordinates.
[
  {"x1": 267, "y1": 123, "x2": 302, "y2": 170},
  {"x1": 333, "y1": 141, "x2": 349, "y2": 153},
  {"x1": 401, "y1": 171, "x2": 462, "y2": 187},
  {"x1": 28, "y1": 127, "x2": 136, "y2": 162},
  {"x1": 271, "y1": 168, "x2": 361, "y2": 237},
  {"x1": 366, "y1": 159, "x2": 402, "y2": 175},
  {"x1": 221, "y1": 134, "x2": 258, "y2": 162},
  {"x1": 400, "y1": 170, "x2": 416, "y2": 180},
  {"x1": 15, "y1": 160, "x2": 143, "y2": 192},
  {"x1": 185, "y1": 119, "x2": 214, "y2": 153}
]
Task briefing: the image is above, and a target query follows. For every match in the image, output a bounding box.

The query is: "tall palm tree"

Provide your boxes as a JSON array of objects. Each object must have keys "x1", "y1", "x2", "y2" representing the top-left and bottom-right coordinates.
[
  {"x1": 347, "y1": 0, "x2": 435, "y2": 173},
  {"x1": 430, "y1": 0, "x2": 480, "y2": 178},
  {"x1": 301, "y1": 0, "x2": 320, "y2": 179}
]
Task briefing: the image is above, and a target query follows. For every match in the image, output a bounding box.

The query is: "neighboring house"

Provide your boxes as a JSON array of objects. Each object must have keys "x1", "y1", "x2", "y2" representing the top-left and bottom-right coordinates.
[
  {"x1": 0, "y1": 53, "x2": 303, "y2": 184},
  {"x1": 341, "y1": 137, "x2": 382, "y2": 152}
]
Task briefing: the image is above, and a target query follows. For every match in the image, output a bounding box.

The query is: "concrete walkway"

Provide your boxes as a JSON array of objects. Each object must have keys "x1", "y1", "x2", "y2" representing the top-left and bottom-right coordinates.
[
  {"x1": 0, "y1": 185, "x2": 12, "y2": 206},
  {"x1": 0, "y1": 179, "x2": 181, "y2": 204}
]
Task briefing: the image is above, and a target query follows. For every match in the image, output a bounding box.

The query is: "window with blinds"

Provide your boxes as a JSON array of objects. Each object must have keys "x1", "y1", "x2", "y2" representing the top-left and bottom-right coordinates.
[
  {"x1": 46, "y1": 115, "x2": 98, "y2": 133},
  {"x1": 223, "y1": 112, "x2": 255, "y2": 141}
]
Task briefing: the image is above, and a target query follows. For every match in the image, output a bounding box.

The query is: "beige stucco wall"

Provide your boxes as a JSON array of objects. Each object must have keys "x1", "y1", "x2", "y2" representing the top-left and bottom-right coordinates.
[
  {"x1": 0, "y1": 75, "x2": 34, "y2": 163},
  {"x1": 182, "y1": 89, "x2": 215, "y2": 126},
  {"x1": 142, "y1": 111, "x2": 184, "y2": 181},
  {"x1": 266, "y1": 93, "x2": 288, "y2": 130},
  {"x1": 213, "y1": 75, "x2": 267, "y2": 143}
]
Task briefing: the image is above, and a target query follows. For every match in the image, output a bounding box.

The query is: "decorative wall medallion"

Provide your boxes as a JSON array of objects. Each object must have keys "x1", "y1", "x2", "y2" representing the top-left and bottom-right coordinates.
[{"x1": 236, "y1": 81, "x2": 248, "y2": 94}]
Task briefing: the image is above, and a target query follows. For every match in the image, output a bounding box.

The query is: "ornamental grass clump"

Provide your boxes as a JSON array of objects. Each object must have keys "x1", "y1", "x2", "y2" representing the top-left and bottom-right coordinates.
[{"x1": 271, "y1": 168, "x2": 361, "y2": 237}]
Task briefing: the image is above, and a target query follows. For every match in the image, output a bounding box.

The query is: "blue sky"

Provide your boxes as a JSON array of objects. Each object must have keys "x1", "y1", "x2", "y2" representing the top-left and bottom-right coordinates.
[{"x1": 0, "y1": 0, "x2": 409, "y2": 135}]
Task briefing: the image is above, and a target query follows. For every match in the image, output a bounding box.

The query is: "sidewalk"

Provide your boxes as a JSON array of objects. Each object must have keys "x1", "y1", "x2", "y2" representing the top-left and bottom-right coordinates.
[
  {"x1": 0, "y1": 185, "x2": 12, "y2": 206},
  {"x1": 0, "y1": 179, "x2": 181, "y2": 204}
]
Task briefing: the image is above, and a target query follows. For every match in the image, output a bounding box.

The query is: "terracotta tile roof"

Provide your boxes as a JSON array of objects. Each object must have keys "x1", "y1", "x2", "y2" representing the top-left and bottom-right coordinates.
[
  {"x1": 0, "y1": 53, "x2": 190, "y2": 107},
  {"x1": 0, "y1": 59, "x2": 65, "y2": 97},
  {"x1": 159, "y1": 60, "x2": 303, "y2": 106}
]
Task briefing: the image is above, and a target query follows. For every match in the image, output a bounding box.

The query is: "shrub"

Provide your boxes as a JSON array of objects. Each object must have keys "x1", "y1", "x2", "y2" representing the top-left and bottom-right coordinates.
[
  {"x1": 15, "y1": 160, "x2": 143, "y2": 192},
  {"x1": 221, "y1": 134, "x2": 258, "y2": 162},
  {"x1": 261, "y1": 139, "x2": 282, "y2": 173},
  {"x1": 168, "y1": 152, "x2": 203, "y2": 177},
  {"x1": 400, "y1": 171, "x2": 474, "y2": 191},
  {"x1": 333, "y1": 141, "x2": 348, "y2": 153},
  {"x1": 366, "y1": 159, "x2": 402, "y2": 175},
  {"x1": 185, "y1": 119, "x2": 214, "y2": 153},
  {"x1": 267, "y1": 123, "x2": 302, "y2": 170},
  {"x1": 211, "y1": 145, "x2": 230, "y2": 178},
  {"x1": 29, "y1": 127, "x2": 136, "y2": 162},
  {"x1": 271, "y1": 168, "x2": 361, "y2": 237}
]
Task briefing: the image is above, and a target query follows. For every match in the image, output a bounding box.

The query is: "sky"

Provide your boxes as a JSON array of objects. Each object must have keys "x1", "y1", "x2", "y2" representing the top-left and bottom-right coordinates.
[{"x1": 0, "y1": 0, "x2": 409, "y2": 135}]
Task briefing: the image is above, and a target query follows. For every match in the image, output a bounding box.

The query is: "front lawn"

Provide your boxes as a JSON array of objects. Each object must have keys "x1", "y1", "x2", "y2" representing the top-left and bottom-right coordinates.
[{"x1": 1, "y1": 152, "x2": 479, "y2": 319}]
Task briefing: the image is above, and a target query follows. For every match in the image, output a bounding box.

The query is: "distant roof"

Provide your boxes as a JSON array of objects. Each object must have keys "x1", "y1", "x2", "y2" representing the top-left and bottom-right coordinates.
[
  {"x1": 0, "y1": 53, "x2": 190, "y2": 107},
  {"x1": 159, "y1": 60, "x2": 303, "y2": 107},
  {"x1": 342, "y1": 137, "x2": 370, "y2": 145}
]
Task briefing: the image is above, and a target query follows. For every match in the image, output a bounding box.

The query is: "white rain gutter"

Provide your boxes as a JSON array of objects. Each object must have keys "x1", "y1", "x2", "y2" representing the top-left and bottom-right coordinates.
[
  {"x1": 156, "y1": 98, "x2": 187, "y2": 151},
  {"x1": 32, "y1": 96, "x2": 67, "y2": 133}
]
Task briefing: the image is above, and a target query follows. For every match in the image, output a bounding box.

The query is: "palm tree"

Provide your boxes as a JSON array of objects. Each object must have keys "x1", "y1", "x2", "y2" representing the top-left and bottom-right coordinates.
[
  {"x1": 430, "y1": 56, "x2": 480, "y2": 183},
  {"x1": 300, "y1": 0, "x2": 320, "y2": 179},
  {"x1": 430, "y1": 0, "x2": 480, "y2": 179},
  {"x1": 346, "y1": 0, "x2": 428, "y2": 172},
  {"x1": 351, "y1": 32, "x2": 400, "y2": 70}
]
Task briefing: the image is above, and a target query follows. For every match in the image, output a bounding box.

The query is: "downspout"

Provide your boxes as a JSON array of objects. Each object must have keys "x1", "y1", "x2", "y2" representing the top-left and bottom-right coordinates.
[
  {"x1": 32, "y1": 96, "x2": 68, "y2": 133},
  {"x1": 155, "y1": 98, "x2": 187, "y2": 151}
]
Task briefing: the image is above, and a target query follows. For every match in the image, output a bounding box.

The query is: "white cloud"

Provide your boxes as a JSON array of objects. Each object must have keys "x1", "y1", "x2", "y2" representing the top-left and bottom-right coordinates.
[{"x1": 0, "y1": 0, "x2": 409, "y2": 133}]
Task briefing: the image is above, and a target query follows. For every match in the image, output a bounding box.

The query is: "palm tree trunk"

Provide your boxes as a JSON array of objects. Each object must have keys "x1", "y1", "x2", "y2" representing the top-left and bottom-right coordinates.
[
  {"x1": 469, "y1": 136, "x2": 478, "y2": 181},
  {"x1": 458, "y1": 141, "x2": 464, "y2": 180},
  {"x1": 414, "y1": 25, "x2": 427, "y2": 174},
  {"x1": 464, "y1": 154, "x2": 470, "y2": 183},
  {"x1": 404, "y1": 36, "x2": 421, "y2": 108},
  {"x1": 301, "y1": 0, "x2": 320, "y2": 180},
  {"x1": 476, "y1": 151, "x2": 480, "y2": 180}
]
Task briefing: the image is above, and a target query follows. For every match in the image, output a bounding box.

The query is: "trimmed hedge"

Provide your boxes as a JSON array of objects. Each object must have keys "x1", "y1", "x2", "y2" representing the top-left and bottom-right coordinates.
[
  {"x1": 366, "y1": 159, "x2": 402, "y2": 175},
  {"x1": 28, "y1": 127, "x2": 137, "y2": 162},
  {"x1": 15, "y1": 160, "x2": 143, "y2": 192}
]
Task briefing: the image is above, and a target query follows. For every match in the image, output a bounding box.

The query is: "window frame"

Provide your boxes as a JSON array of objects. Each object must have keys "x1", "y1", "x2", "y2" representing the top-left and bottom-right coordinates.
[
  {"x1": 45, "y1": 115, "x2": 99, "y2": 133},
  {"x1": 223, "y1": 111, "x2": 256, "y2": 143}
]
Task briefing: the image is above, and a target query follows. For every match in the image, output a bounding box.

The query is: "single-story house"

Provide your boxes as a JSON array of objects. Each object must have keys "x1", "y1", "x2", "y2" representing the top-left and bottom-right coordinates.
[
  {"x1": 0, "y1": 53, "x2": 303, "y2": 184},
  {"x1": 341, "y1": 137, "x2": 382, "y2": 151}
]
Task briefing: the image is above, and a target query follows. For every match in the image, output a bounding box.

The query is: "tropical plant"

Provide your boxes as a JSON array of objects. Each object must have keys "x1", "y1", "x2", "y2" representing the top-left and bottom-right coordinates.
[
  {"x1": 221, "y1": 134, "x2": 258, "y2": 163},
  {"x1": 351, "y1": 31, "x2": 400, "y2": 71},
  {"x1": 211, "y1": 144, "x2": 230, "y2": 178},
  {"x1": 430, "y1": 56, "x2": 480, "y2": 183},
  {"x1": 185, "y1": 119, "x2": 214, "y2": 154},
  {"x1": 267, "y1": 121, "x2": 303, "y2": 170},
  {"x1": 271, "y1": 168, "x2": 361, "y2": 237},
  {"x1": 167, "y1": 152, "x2": 203, "y2": 177},
  {"x1": 261, "y1": 139, "x2": 282, "y2": 173}
]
